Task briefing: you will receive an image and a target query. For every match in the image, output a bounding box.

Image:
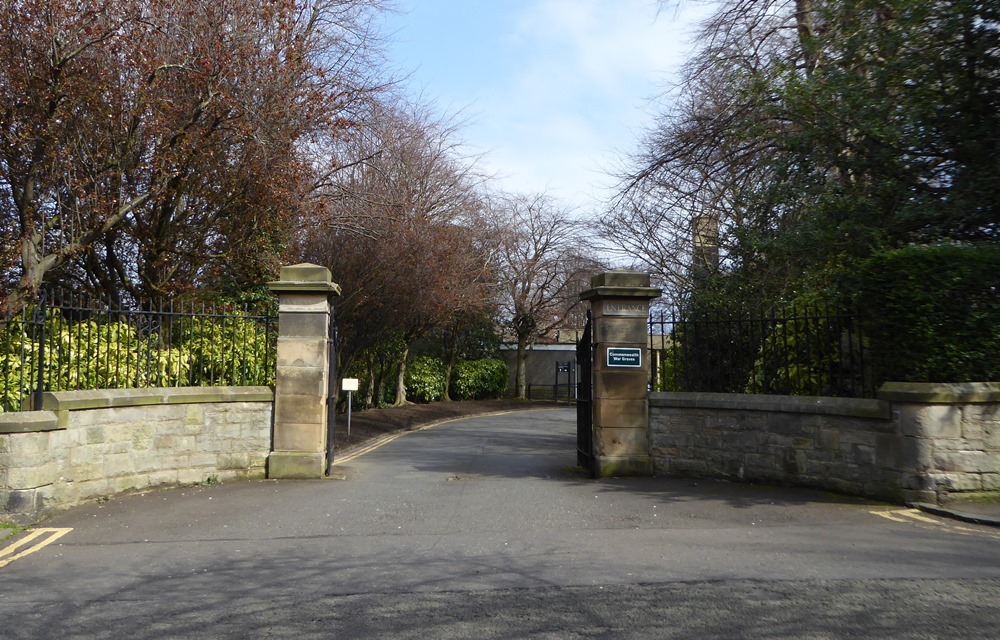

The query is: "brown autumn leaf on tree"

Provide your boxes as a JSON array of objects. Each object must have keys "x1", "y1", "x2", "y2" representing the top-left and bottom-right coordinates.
[{"x1": 0, "y1": 0, "x2": 388, "y2": 312}]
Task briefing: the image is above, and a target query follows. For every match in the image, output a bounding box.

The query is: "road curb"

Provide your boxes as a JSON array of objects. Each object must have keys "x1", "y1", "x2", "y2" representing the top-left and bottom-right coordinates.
[{"x1": 910, "y1": 502, "x2": 1000, "y2": 528}]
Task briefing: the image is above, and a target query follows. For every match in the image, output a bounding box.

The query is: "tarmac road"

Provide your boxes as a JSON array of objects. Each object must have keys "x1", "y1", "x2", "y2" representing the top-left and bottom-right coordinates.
[{"x1": 2, "y1": 408, "x2": 1000, "y2": 639}]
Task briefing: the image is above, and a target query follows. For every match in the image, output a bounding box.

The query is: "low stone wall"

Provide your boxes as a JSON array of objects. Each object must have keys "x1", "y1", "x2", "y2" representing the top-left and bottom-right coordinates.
[
  {"x1": 0, "y1": 387, "x2": 273, "y2": 523},
  {"x1": 649, "y1": 382, "x2": 1000, "y2": 504}
]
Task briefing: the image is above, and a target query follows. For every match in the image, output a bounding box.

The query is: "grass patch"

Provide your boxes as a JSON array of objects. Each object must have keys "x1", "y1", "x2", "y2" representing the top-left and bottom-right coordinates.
[{"x1": 1, "y1": 522, "x2": 27, "y2": 543}]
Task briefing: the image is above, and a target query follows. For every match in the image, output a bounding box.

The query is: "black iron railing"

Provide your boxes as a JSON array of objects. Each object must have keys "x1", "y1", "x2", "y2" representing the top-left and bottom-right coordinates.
[
  {"x1": 649, "y1": 304, "x2": 874, "y2": 398},
  {"x1": 1, "y1": 290, "x2": 277, "y2": 412}
]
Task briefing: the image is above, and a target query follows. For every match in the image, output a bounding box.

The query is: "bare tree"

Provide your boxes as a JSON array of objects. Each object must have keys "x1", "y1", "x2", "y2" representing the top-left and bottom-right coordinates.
[
  {"x1": 492, "y1": 193, "x2": 602, "y2": 399},
  {"x1": 294, "y1": 98, "x2": 495, "y2": 406}
]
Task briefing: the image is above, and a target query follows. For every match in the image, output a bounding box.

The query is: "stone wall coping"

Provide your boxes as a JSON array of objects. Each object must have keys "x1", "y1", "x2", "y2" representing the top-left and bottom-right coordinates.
[
  {"x1": 589, "y1": 271, "x2": 651, "y2": 288},
  {"x1": 40, "y1": 386, "x2": 274, "y2": 411},
  {"x1": 0, "y1": 411, "x2": 60, "y2": 433},
  {"x1": 878, "y1": 381, "x2": 1000, "y2": 404},
  {"x1": 267, "y1": 281, "x2": 342, "y2": 296},
  {"x1": 278, "y1": 263, "x2": 332, "y2": 282},
  {"x1": 649, "y1": 392, "x2": 891, "y2": 419},
  {"x1": 580, "y1": 286, "x2": 662, "y2": 302}
]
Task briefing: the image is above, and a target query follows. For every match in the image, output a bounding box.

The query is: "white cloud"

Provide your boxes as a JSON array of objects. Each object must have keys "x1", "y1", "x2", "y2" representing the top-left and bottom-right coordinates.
[
  {"x1": 467, "y1": 0, "x2": 715, "y2": 211},
  {"x1": 383, "y1": 0, "x2": 717, "y2": 213}
]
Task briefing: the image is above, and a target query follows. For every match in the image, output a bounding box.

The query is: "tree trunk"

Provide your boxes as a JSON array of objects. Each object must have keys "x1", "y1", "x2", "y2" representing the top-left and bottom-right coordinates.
[
  {"x1": 515, "y1": 335, "x2": 529, "y2": 399},
  {"x1": 363, "y1": 352, "x2": 375, "y2": 409},
  {"x1": 393, "y1": 344, "x2": 410, "y2": 406},
  {"x1": 442, "y1": 347, "x2": 457, "y2": 402}
]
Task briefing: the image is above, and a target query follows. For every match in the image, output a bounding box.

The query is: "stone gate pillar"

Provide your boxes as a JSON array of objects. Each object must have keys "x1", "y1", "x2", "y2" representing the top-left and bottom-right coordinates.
[
  {"x1": 581, "y1": 271, "x2": 661, "y2": 477},
  {"x1": 267, "y1": 264, "x2": 341, "y2": 478}
]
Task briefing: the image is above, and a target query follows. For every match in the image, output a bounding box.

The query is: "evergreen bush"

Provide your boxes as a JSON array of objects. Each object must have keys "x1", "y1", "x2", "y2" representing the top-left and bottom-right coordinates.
[
  {"x1": 852, "y1": 243, "x2": 1000, "y2": 384},
  {"x1": 451, "y1": 358, "x2": 509, "y2": 400},
  {"x1": 404, "y1": 356, "x2": 446, "y2": 403}
]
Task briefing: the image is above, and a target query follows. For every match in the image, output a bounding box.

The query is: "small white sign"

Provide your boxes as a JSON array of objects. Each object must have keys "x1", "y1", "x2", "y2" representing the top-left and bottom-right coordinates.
[{"x1": 342, "y1": 378, "x2": 359, "y2": 392}]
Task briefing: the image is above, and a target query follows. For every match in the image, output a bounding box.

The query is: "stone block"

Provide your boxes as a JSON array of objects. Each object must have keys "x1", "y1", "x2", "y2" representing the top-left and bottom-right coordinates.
[
  {"x1": 7, "y1": 433, "x2": 48, "y2": 456},
  {"x1": 273, "y1": 422, "x2": 324, "y2": 452},
  {"x1": 850, "y1": 444, "x2": 876, "y2": 467},
  {"x1": 594, "y1": 398, "x2": 648, "y2": 430},
  {"x1": 277, "y1": 311, "x2": 330, "y2": 338},
  {"x1": 962, "y1": 406, "x2": 986, "y2": 440},
  {"x1": 276, "y1": 338, "x2": 328, "y2": 368},
  {"x1": 933, "y1": 451, "x2": 1000, "y2": 474},
  {"x1": 838, "y1": 429, "x2": 878, "y2": 448},
  {"x1": 5, "y1": 465, "x2": 58, "y2": 489},
  {"x1": 596, "y1": 318, "x2": 648, "y2": 345},
  {"x1": 275, "y1": 366, "x2": 327, "y2": 398},
  {"x1": 767, "y1": 414, "x2": 811, "y2": 437},
  {"x1": 818, "y1": 429, "x2": 839, "y2": 451},
  {"x1": 596, "y1": 426, "x2": 649, "y2": 457},
  {"x1": 593, "y1": 454, "x2": 654, "y2": 477},
  {"x1": 899, "y1": 404, "x2": 962, "y2": 439},
  {"x1": 184, "y1": 405, "x2": 205, "y2": 432},
  {"x1": 218, "y1": 453, "x2": 250, "y2": 470},
  {"x1": 275, "y1": 395, "x2": 326, "y2": 426},
  {"x1": 982, "y1": 474, "x2": 1000, "y2": 491},
  {"x1": 67, "y1": 463, "x2": 102, "y2": 484},
  {"x1": 986, "y1": 424, "x2": 1000, "y2": 450},
  {"x1": 660, "y1": 414, "x2": 702, "y2": 434},
  {"x1": 590, "y1": 271, "x2": 651, "y2": 289},
  {"x1": 177, "y1": 468, "x2": 205, "y2": 484},
  {"x1": 1, "y1": 489, "x2": 38, "y2": 515},
  {"x1": 76, "y1": 479, "x2": 112, "y2": 501},
  {"x1": 113, "y1": 475, "x2": 145, "y2": 494},
  {"x1": 189, "y1": 453, "x2": 217, "y2": 468},
  {"x1": 899, "y1": 489, "x2": 937, "y2": 505},
  {"x1": 86, "y1": 426, "x2": 106, "y2": 445},
  {"x1": 594, "y1": 369, "x2": 648, "y2": 400},
  {"x1": 926, "y1": 472, "x2": 982, "y2": 492},
  {"x1": 148, "y1": 470, "x2": 180, "y2": 486},
  {"x1": 898, "y1": 473, "x2": 935, "y2": 491},
  {"x1": 103, "y1": 453, "x2": 136, "y2": 478},
  {"x1": 667, "y1": 457, "x2": 708, "y2": 475},
  {"x1": 896, "y1": 436, "x2": 932, "y2": 472},
  {"x1": 131, "y1": 425, "x2": 155, "y2": 451},
  {"x1": 875, "y1": 434, "x2": 903, "y2": 470},
  {"x1": 268, "y1": 451, "x2": 326, "y2": 479}
]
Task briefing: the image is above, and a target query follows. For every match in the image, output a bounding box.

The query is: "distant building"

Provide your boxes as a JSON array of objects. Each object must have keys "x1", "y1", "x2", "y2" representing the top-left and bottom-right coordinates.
[{"x1": 499, "y1": 330, "x2": 580, "y2": 400}]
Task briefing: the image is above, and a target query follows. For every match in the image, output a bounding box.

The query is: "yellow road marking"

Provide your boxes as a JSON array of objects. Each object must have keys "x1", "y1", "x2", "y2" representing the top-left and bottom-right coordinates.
[
  {"x1": 870, "y1": 509, "x2": 1000, "y2": 541},
  {"x1": 871, "y1": 511, "x2": 910, "y2": 524},
  {"x1": 901, "y1": 509, "x2": 951, "y2": 525},
  {"x1": 0, "y1": 528, "x2": 72, "y2": 569}
]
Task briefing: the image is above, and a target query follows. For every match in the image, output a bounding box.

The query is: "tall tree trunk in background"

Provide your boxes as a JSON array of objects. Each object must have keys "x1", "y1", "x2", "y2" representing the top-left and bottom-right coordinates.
[
  {"x1": 795, "y1": 0, "x2": 817, "y2": 76},
  {"x1": 515, "y1": 335, "x2": 529, "y2": 399},
  {"x1": 443, "y1": 347, "x2": 457, "y2": 401},
  {"x1": 393, "y1": 344, "x2": 410, "y2": 405}
]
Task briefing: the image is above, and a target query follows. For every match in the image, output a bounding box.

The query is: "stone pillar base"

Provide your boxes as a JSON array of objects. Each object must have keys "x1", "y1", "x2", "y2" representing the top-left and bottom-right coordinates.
[
  {"x1": 594, "y1": 455, "x2": 654, "y2": 478},
  {"x1": 268, "y1": 451, "x2": 325, "y2": 479}
]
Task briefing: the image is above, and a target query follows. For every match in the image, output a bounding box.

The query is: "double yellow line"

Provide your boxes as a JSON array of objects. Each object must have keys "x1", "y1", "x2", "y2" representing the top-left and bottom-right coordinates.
[
  {"x1": 0, "y1": 528, "x2": 72, "y2": 569},
  {"x1": 871, "y1": 508, "x2": 1000, "y2": 541}
]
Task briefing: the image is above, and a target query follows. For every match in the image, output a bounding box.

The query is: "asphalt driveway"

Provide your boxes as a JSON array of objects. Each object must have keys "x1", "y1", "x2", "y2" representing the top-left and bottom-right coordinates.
[{"x1": 2, "y1": 408, "x2": 999, "y2": 638}]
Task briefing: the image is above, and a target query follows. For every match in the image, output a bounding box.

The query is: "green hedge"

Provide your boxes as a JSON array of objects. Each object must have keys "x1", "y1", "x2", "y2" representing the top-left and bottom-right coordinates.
[
  {"x1": 451, "y1": 358, "x2": 509, "y2": 400},
  {"x1": 0, "y1": 308, "x2": 275, "y2": 412},
  {"x1": 852, "y1": 243, "x2": 1000, "y2": 384}
]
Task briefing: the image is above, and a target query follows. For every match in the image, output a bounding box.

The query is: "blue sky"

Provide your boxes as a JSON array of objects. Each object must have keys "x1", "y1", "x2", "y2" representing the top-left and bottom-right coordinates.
[{"x1": 379, "y1": 1, "x2": 717, "y2": 216}]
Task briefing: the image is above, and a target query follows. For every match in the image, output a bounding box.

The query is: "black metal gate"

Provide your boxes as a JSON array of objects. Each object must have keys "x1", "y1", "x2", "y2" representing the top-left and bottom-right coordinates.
[
  {"x1": 325, "y1": 303, "x2": 339, "y2": 475},
  {"x1": 576, "y1": 310, "x2": 594, "y2": 474}
]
